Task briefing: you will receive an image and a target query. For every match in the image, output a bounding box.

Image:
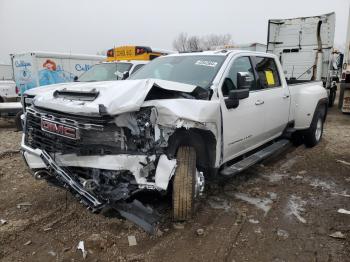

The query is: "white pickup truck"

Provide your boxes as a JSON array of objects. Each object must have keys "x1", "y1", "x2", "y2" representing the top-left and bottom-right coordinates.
[{"x1": 21, "y1": 50, "x2": 328, "y2": 228}]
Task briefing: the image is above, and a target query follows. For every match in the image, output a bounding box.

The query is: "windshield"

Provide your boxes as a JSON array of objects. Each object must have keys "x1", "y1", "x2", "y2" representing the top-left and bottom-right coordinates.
[
  {"x1": 77, "y1": 63, "x2": 132, "y2": 82},
  {"x1": 129, "y1": 55, "x2": 225, "y2": 88}
]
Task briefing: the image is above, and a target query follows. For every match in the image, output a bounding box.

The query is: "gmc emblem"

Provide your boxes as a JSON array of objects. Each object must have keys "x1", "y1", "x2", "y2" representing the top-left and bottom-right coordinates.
[{"x1": 41, "y1": 118, "x2": 79, "y2": 140}]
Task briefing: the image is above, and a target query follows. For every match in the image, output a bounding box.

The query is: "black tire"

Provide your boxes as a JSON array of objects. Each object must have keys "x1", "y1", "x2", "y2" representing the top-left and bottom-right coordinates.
[
  {"x1": 172, "y1": 146, "x2": 196, "y2": 221},
  {"x1": 15, "y1": 110, "x2": 23, "y2": 131},
  {"x1": 328, "y1": 88, "x2": 336, "y2": 107},
  {"x1": 304, "y1": 108, "x2": 324, "y2": 148}
]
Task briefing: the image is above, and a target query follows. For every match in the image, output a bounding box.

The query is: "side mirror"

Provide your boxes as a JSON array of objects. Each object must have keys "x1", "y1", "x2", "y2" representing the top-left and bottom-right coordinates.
[
  {"x1": 237, "y1": 72, "x2": 253, "y2": 89},
  {"x1": 225, "y1": 88, "x2": 249, "y2": 109},
  {"x1": 73, "y1": 76, "x2": 78, "y2": 82},
  {"x1": 115, "y1": 71, "x2": 130, "y2": 80},
  {"x1": 122, "y1": 71, "x2": 129, "y2": 80}
]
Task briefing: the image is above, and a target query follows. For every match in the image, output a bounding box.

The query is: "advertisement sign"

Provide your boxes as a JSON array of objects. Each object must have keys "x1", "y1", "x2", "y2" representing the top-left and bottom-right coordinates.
[
  {"x1": 12, "y1": 53, "x2": 37, "y2": 95},
  {"x1": 12, "y1": 53, "x2": 102, "y2": 95}
]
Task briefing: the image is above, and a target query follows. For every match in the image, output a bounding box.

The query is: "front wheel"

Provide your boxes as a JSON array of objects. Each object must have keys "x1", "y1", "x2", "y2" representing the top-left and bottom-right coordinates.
[
  {"x1": 15, "y1": 110, "x2": 23, "y2": 131},
  {"x1": 304, "y1": 109, "x2": 324, "y2": 147},
  {"x1": 172, "y1": 146, "x2": 197, "y2": 221}
]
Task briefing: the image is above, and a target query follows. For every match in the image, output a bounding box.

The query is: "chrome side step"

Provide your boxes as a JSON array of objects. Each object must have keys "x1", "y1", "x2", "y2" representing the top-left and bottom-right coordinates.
[{"x1": 220, "y1": 139, "x2": 290, "y2": 176}]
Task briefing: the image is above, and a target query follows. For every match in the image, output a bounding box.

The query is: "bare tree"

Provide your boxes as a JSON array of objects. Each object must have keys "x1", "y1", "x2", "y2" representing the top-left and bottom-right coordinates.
[
  {"x1": 187, "y1": 36, "x2": 201, "y2": 51},
  {"x1": 200, "y1": 34, "x2": 233, "y2": 50},
  {"x1": 173, "y1": 32, "x2": 234, "y2": 52},
  {"x1": 172, "y1": 32, "x2": 189, "y2": 52}
]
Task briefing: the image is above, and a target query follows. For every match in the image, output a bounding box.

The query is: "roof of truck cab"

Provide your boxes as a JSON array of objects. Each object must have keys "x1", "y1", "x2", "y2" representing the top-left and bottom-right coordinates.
[{"x1": 165, "y1": 50, "x2": 272, "y2": 57}]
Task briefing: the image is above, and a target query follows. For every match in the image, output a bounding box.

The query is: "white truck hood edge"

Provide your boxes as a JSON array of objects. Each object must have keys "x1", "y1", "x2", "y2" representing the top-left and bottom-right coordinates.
[{"x1": 30, "y1": 79, "x2": 197, "y2": 116}]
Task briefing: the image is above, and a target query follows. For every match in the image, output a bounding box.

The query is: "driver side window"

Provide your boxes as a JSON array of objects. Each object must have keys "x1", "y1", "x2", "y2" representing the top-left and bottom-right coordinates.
[{"x1": 222, "y1": 56, "x2": 256, "y2": 96}]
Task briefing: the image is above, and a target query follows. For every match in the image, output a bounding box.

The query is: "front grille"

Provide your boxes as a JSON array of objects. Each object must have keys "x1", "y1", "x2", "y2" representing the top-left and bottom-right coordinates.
[{"x1": 24, "y1": 108, "x2": 155, "y2": 156}]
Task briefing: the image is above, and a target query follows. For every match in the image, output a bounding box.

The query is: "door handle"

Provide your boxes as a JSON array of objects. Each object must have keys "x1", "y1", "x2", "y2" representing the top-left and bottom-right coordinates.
[
  {"x1": 255, "y1": 100, "x2": 264, "y2": 105},
  {"x1": 283, "y1": 94, "x2": 290, "y2": 99}
]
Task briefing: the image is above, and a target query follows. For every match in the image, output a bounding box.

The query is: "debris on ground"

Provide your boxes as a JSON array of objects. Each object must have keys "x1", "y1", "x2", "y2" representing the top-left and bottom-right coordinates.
[
  {"x1": 196, "y1": 228, "x2": 204, "y2": 236},
  {"x1": 336, "y1": 159, "x2": 350, "y2": 166},
  {"x1": 173, "y1": 222, "x2": 185, "y2": 230},
  {"x1": 287, "y1": 195, "x2": 306, "y2": 224},
  {"x1": 128, "y1": 235, "x2": 137, "y2": 246},
  {"x1": 24, "y1": 240, "x2": 32, "y2": 246},
  {"x1": 48, "y1": 251, "x2": 57, "y2": 257},
  {"x1": 248, "y1": 218, "x2": 260, "y2": 224},
  {"x1": 298, "y1": 170, "x2": 307, "y2": 175},
  {"x1": 329, "y1": 231, "x2": 346, "y2": 239},
  {"x1": 277, "y1": 229, "x2": 289, "y2": 240},
  {"x1": 337, "y1": 208, "x2": 350, "y2": 215},
  {"x1": 254, "y1": 227, "x2": 262, "y2": 234},
  {"x1": 0, "y1": 219, "x2": 7, "y2": 225},
  {"x1": 77, "y1": 241, "x2": 88, "y2": 259},
  {"x1": 16, "y1": 202, "x2": 32, "y2": 209}
]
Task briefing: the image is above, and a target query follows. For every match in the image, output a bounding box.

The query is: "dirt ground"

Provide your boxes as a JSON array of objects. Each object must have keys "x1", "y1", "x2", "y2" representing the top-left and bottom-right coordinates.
[{"x1": 0, "y1": 103, "x2": 349, "y2": 262}]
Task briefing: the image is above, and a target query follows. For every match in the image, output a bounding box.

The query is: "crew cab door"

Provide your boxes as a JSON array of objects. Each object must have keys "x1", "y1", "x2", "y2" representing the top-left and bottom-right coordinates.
[
  {"x1": 220, "y1": 56, "x2": 268, "y2": 163},
  {"x1": 251, "y1": 56, "x2": 290, "y2": 138}
]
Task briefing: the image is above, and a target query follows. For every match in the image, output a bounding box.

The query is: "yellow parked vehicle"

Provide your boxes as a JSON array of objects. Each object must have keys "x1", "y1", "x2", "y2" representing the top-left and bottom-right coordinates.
[{"x1": 106, "y1": 46, "x2": 174, "y2": 62}]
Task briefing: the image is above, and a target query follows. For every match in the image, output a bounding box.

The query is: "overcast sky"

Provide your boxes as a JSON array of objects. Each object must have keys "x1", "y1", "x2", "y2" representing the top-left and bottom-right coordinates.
[{"x1": 0, "y1": 0, "x2": 349, "y2": 63}]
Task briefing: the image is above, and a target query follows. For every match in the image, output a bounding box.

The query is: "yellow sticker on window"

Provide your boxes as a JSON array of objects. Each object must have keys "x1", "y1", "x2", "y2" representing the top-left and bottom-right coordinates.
[{"x1": 265, "y1": 70, "x2": 275, "y2": 86}]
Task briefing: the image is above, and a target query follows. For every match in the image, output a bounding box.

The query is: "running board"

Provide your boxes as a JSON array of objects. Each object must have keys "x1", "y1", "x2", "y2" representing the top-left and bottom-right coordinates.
[{"x1": 220, "y1": 139, "x2": 290, "y2": 176}]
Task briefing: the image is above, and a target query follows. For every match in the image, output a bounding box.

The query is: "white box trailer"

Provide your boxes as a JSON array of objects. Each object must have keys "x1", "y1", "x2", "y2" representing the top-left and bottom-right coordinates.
[
  {"x1": 267, "y1": 12, "x2": 342, "y2": 106},
  {"x1": 11, "y1": 52, "x2": 105, "y2": 94}
]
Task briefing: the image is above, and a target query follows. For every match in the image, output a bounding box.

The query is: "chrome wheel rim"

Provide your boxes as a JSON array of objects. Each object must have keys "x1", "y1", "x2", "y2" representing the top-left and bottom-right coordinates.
[
  {"x1": 194, "y1": 170, "x2": 205, "y2": 198},
  {"x1": 315, "y1": 117, "x2": 323, "y2": 142}
]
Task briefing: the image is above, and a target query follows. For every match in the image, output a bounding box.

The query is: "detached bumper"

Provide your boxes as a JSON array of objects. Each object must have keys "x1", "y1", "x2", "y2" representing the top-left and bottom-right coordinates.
[
  {"x1": 21, "y1": 135, "x2": 103, "y2": 208},
  {"x1": 21, "y1": 136, "x2": 162, "y2": 234}
]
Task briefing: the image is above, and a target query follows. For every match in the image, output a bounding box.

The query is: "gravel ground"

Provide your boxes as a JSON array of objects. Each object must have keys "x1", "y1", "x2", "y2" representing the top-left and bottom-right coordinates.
[{"x1": 0, "y1": 104, "x2": 349, "y2": 262}]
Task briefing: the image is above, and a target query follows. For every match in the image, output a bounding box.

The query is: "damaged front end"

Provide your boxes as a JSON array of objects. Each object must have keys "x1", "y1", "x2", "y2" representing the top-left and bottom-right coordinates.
[
  {"x1": 22, "y1": 106, "x2": 180, "y2": 232},
  {"x1": 21, "y1": 79, "x2": 220, "y2": 232}
]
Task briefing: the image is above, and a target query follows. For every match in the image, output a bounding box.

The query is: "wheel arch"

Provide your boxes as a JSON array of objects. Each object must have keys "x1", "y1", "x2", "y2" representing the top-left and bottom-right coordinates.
[
  {"x1": 314, "y1": 97, "x2": 328, "y2": 122},
  {"x1": 166, "y1": 128, "x2": 217, "y2": 174}
]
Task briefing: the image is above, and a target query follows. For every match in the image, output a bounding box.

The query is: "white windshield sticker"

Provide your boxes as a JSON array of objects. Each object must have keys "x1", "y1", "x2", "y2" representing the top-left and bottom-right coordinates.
[{"x1": 195, "y1": 60, "x2": 218, "y2": 67}]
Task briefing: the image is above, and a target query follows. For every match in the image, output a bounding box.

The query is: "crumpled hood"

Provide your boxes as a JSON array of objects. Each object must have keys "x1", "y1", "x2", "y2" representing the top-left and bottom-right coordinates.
[{"x1": 27, "y1": 79, "x2": 198, "y2": 116}]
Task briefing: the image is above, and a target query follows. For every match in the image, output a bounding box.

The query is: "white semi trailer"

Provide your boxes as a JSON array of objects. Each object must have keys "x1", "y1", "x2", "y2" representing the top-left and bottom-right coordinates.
[{"x1": 267, "y1": 13, "x2": 342, "y2": 107}]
